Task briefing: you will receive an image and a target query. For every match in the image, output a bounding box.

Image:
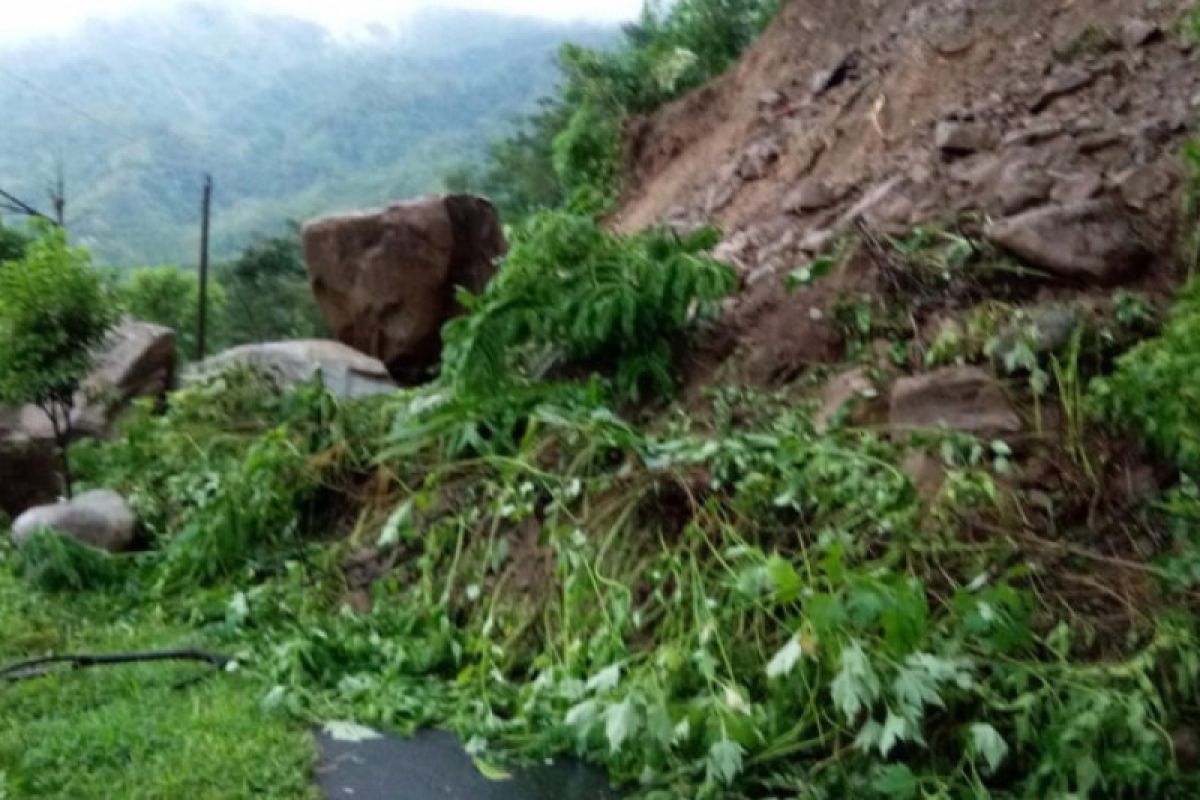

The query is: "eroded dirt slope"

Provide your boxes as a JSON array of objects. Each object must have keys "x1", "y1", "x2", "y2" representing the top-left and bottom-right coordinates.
[{"x1": 614, "y1": 0, "x2": 1200, "y2": 385}]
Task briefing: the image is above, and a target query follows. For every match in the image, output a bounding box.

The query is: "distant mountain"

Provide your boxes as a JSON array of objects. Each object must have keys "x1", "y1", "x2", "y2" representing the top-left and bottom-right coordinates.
[{"x1": 0, "y1": 4, "x2": 616, "y2": 265}]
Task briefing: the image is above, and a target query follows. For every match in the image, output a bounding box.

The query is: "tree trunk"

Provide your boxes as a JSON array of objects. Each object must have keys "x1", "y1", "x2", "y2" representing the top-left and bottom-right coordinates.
[{"x1": 40, "y1": 399, "x2": 74, "y2": 499}]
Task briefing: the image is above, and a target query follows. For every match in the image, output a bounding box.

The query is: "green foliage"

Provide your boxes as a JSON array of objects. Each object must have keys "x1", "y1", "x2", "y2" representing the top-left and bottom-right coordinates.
[
  {"x1": 0, "y1": 220, "x2": 29, "y2": 264},
  {"x1": 1181, "y1": 4, "x2": 1200, "y2": 44},
  {"x1": 119, "y1": 265, "x2": 225, "y2": 361},
  {"x1": 442, "y1": 212, "x2": 734, "y2": 401},
  {"x1": 13, "y1": 530, "x2": 126, "y2": 593},
  {"x1": 0, "y1": 225, "x2": 117, "y2": 416},
  {"x1": 1183, "y1": 139, "x2": 1200, "y2": 274},
  {"x1": 458, "y1": 0, "x2": 781, "y2": 218},
  {"x1": 0, "y1": 565, "x2": 316, "y2": 798},
  {"x1": 1091, "y1": 275, "x2": 1200, "y2": 472},
  {"x1": 214, "y1": 233, "x2": 327, "y2": 350}
]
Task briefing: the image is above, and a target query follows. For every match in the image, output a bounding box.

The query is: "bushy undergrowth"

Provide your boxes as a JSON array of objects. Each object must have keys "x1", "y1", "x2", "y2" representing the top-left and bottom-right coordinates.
[
  {"x1": 443, "y1": 213, "x2": 734, "y2": 402},
  {"x1": 1091, "y1": 275, "x2": 1200, "y2": 473},
  {"x1": 38, "y1": 360, "x2": 1197, "y2": 798}
]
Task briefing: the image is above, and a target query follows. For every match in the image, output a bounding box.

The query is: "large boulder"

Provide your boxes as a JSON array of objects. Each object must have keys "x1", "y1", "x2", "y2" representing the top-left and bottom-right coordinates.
[
  {"x1": 984, "y1": 201, "x2": 1152, "y2": 285},
  {"x1": 11, "y1": 489, "x2": 136, "y2": 553},
  {"x1": 189, "y1": 340, "x2": 397, "y2": 401},
  {"x1": 889, "y1": 367, "x2": 1021, "y2": 437},
  {"x1": 303, "y1": 195, "x2": 506, "y2": 383},
  {"x1": 0, "y1": 438, "x2": 60, "y2": 519}
]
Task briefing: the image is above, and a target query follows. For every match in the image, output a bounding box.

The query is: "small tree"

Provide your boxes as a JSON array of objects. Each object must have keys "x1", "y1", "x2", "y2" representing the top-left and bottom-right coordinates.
[{"x1": 0, "y1": 224, "x2": 117, "y2": 497}]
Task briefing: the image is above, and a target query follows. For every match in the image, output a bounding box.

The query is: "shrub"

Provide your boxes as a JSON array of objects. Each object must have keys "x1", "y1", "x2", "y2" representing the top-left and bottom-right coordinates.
[
  {"x1": 441, "y1": 212, "x2": 735, "y2": 402},
  {"x1": 0, "y1": 225, "x2": 117, "y2": 495},
  {"x1": 1091, "y1": 275, "x2": 1200, "y2": 472}
]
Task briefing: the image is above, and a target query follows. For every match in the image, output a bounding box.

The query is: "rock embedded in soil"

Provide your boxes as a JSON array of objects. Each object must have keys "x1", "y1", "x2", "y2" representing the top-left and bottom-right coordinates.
[
  {"x1": 935, "y1": 119, "x2": 997, "y2": 155},
  {"x1": 815, "y1": 367, "x2": 878, "y2": 431},
  {"x1": 1032, "y1": 66, "x2": 1095, "y2": 113},
  {"x1": 11, "y1": 490, "x2": 136, "y2": 554},
  {"x1": 303, "y1": 195, "x2": 505, "y2": 384},
  {"x1": 1120, "y1": 18, "x2": 1161, "y2": 50},
  {"x1": 889, "y1": 366, "x2": 1021, "y2": 436},
  {"x1": 784, "y1": 178, "x2": 840, "y2": 214},
  {"x1": 990, "y1": 305, "x2": 1081, "y2": 364},
  {"x1": 984, "y1": 200, "x2": 1152, "y2": 284}
]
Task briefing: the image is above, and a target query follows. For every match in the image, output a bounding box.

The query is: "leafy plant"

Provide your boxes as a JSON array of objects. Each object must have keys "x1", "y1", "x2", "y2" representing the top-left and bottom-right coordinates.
[
  {"x1": 442, "y1": 212, "x2": 735, "y2": 402},
  {"x1": 1091, "y1": 275, "x2": 1200, "y2": 472},
  {"x1": 0, "y1": 224, "x2": 117, "y2": 496}
]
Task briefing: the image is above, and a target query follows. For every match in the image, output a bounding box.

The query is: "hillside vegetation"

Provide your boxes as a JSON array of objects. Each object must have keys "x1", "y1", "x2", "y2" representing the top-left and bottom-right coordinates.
[{"x1": 4, "y1": 1, "x2": 1200, "y2": 799}]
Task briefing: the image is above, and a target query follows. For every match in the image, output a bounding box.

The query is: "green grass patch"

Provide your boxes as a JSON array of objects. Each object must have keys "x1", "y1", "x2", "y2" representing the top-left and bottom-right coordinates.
[{"x1": 0, "y1": 564, "x2": 316, "y2": 800}]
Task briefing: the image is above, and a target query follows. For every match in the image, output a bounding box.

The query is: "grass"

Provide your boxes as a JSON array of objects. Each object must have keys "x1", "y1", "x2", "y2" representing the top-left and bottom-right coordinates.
[{"x1": 0, "y1": 561, "x2": 317, "y2": 800}]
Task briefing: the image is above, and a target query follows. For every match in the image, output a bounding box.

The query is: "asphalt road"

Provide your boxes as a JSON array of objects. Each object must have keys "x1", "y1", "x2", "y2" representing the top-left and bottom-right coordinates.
[{"x1": 316, "y1": 728, "x2": 620, "y2": 800}]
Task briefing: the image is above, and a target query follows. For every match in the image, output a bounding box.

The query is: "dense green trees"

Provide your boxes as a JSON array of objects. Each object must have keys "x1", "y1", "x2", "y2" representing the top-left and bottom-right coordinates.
[
  {"x1": 0, "y1": 220, "x2": 29, "y2": 264},
  {"x1": 119, "y1": 232, "x2": 324, "y2": 360},
  {"x1": 452, "y1": 0, "x2": 782, "y2": 220}
]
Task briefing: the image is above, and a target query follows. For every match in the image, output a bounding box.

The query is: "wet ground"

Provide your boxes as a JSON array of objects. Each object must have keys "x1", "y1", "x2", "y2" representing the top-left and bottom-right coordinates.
[{"x1": 316, "y1": 728, "x2": 620, "y2": 800}]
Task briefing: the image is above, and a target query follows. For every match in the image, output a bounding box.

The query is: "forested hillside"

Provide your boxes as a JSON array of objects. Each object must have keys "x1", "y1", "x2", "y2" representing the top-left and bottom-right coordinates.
[{"x1": 0, "y1": 5, "x2": 615, "y2": 265}]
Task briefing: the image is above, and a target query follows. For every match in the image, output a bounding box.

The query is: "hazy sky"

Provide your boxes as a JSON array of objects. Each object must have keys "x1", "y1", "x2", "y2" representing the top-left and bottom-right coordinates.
[{"x1": 0, "y1": 0, "x2": 644, "y2": 42}]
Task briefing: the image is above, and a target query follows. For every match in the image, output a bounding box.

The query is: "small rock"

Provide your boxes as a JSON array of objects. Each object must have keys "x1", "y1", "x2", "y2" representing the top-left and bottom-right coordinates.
[
  {"x1": 993, "y1": 160, "x2": 1053, "y2": 215},
  {"x1": 1051, "y1": 170, "x2": 1104, "y2": 203},
  {"x1": 736, "y1": 137, "x2": 781, "y2": 181},
  {"x1": 1001, "y1": 124, "x2": 1067, "y2": 147},
  {"x1": 1032, "y1": 67, "x2": 1095, "y2": 113},
  {"x1": 935, "y1": 119, "x2": 997, "y2": 155},
  {"x1": 1076, "y1": 131, "x2": 1125, "y2": 154},
  {"x1": 985, "y1": 200, "x2": 1152, "y2": 285},
  {"x1": 757, "y1": 90, "x2": 787, "y2": 114},
  {"x1": 811, "y1": 52, "x2": 859, "y2": 97},
  {"x1": 1112, "y1": 164, "x2": 1176, "y2": 210},
  {"x1": 889, "y1": 367, "x2": 1022, "y2": 436},
  {"x1": 12, "y1": 490, "x2": 136, "y2": 554},
  {"x1": 784, "y1": 179, "x2": 840, "y2": 214},
  {"x1": 815, "y1": 367, "x2": 878, "y2": 431},
  {"x1": 901, "y1": 452, "x2": 948, "y2": 503},
  {"x1": 991, "y1": 305, "x2": 1081, "y2": 363},
  {"x1": 1120, "y1": 18, "x2": 1161, "y2": 49},
  {"x1": 705, "y1": 180, "x2": 738, "y2": 215}
]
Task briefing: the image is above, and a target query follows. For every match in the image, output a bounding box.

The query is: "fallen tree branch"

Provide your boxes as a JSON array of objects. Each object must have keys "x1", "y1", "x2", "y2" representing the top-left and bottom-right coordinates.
[{"x1": 0, "y1": 649, "x2": 234, "y2": 683}]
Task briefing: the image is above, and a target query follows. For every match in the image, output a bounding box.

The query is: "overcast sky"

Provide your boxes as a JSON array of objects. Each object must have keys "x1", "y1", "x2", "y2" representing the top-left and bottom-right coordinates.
[{"x1": 0, "y1": 0, "x2": 644, "y2": 42}]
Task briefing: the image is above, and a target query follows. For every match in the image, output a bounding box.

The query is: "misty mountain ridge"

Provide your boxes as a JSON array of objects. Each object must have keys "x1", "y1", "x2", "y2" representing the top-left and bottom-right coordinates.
[{"x1": 0, "y1": 3, "x2": 617, "y2": 265}]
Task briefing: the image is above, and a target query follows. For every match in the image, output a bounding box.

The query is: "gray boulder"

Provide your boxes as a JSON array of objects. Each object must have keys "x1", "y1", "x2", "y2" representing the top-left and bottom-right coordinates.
[
  {"x1": 189, "y1": 340, "x2": 397, "y2": 400},
  {"x1": 985, "y1": 201, "x2": 1152, "y2": 285},
  {"x1": 11, "y1": 490, "x2": 136, "y2": 553},
  {"x1": 889, "y1": 367, "x2": 1021, "y2": 437}
]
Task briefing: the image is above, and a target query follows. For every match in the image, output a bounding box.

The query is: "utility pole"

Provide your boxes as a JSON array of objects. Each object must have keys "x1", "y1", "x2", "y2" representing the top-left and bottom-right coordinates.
[
  {"x1": 196, "y1": 174, "x2": 213, "y2": 362},
  {"x1": 50, "y1": 162, "x2": 65, "y2": 228}
]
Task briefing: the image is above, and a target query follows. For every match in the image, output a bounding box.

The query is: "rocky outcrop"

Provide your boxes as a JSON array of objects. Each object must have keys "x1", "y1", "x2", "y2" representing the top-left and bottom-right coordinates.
[
  {"x1": 0, "y1": 438, "x2": 59, "y2": 520},
  {"x1": 303, "y1": 195, "x2": 506, "y2": 384},
  {"x1": 889, "y1": 367, "x2": 1021, "y2": 437},
  {"x1": 11, "y1": 489, "x2": 136, "y2": 553},
  {"x1": 190, "y1": 340, "x2": 397, "y2": 401},
  {"x1": 984, "y1": 201, "x2": 1152, "y2": 285}
]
